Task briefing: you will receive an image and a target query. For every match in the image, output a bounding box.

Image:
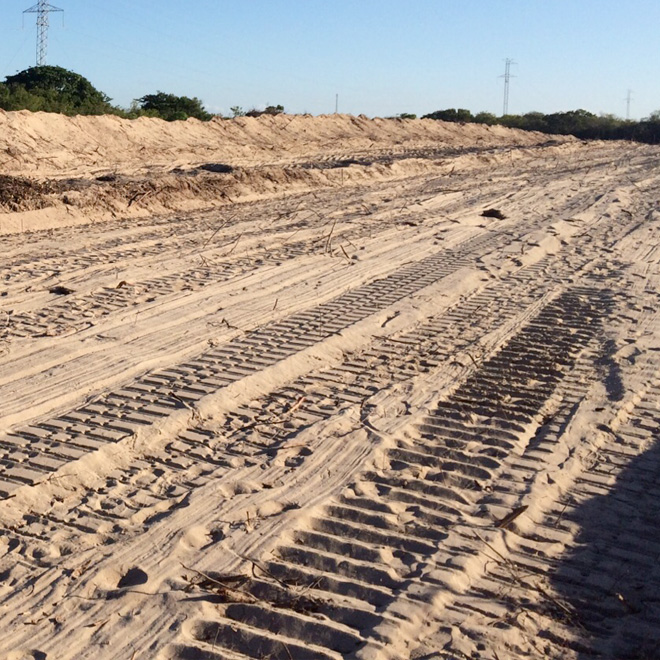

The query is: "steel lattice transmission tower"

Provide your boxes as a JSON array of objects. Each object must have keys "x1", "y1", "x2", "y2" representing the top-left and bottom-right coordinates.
[
  {"x1": 500, "y1": 58, "x2": 516, "y2": 116},
  {"x1": 23, "y1": 1, "x2": 63, "y2": 66},
  {"x1": 625, "y1": 89, "x2": 633, "y2": 120}
]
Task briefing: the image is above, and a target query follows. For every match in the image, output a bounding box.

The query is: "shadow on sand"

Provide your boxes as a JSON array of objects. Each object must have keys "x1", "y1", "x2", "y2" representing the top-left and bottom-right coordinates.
[{"x1": 548, "y1": 428, "x2": 660, "y2": 659}]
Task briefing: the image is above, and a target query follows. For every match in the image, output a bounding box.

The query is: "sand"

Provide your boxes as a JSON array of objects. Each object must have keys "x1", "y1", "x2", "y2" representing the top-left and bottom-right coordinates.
[{"x1": 0, "y1": 111, "x2": 659, "y2": 660}]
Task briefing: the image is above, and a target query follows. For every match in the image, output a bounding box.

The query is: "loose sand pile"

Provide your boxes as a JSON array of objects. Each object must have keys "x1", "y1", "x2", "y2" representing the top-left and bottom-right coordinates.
[
  {"x1": 0, "y1": 110, "x2": 562, "y2": 177},
  {"x1": 0, "y1": 111, "x2": 572, "y2": 234}
]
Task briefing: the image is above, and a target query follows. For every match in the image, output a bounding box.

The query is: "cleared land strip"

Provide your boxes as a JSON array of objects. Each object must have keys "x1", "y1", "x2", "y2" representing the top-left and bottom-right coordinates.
[
  {"x1": 3, "y1": 143, "x2": 652, "y2": 425},
  {"x1": 1, "y1": 141, "x2": 659, "y2": 660},
  {"x1": 0, "y1": 204, "x2": 638, "y2": 658},
  {"x1": 1, "y1": 176, "x2": 642, "y2": 497}
]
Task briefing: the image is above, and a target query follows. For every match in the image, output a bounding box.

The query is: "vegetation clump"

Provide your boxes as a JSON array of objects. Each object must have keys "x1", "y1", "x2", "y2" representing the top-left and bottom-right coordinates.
[
  {"x1": 0, "y1": 65, "x2": 114, "y2": 115},
  {"x1": 0, "y1": 66, "x2": 215, "y2": 122},
  {"x1": 422, "y1": 107, "x2": 660, "y2": 144},
  {"x1": 133, "y1": 91, "x2": 213, "y2": 122},
  {"x1": 244, "y1": 104, "x2": 285, "y2": 117}
]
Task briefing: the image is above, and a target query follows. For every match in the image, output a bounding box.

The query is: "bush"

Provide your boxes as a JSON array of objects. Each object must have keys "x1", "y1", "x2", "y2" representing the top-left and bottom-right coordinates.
[
  {"x1": 245, "y1": 104, "x2": 285, "y2": 117},
  {"x1": 422, "y1": 108, "x2": 474, "y2": 123},
  {"x1": 134, "y1": 92, "x2": 213, "y2": 121}
]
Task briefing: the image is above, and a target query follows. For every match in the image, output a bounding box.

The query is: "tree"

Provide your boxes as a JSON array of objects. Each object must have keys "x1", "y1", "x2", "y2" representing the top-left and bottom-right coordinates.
[
  {"x1": 422, "y1": 108, "x2": 474, "y2": 123},
  {"x1": 1, "y1": 65, "x2": 114, "y2": 115},
  {"x1": 245, "y1": 104, "x2": 285, "y2": 117},
  {"x1": 473, "y1": 112, "x2": 498, "y2": 125},
  {"x1": 135, "y1": 92, "x2": 213, "y2": 121}
]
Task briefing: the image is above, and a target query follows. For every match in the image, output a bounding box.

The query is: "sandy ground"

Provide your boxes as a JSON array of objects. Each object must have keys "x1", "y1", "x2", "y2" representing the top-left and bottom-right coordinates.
[{"x1": 1, "y1": 112, "x2": 660, "y2": 660}]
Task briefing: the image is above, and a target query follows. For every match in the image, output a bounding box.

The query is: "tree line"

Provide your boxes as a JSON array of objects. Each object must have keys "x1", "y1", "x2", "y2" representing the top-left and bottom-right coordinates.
[
  {"x1": 2, "y1": 65, "x2": 659, "y2": 145},
  {"x1": 0, "y1": 65, "x2": 285, "y2": 122},
  {"x1": 420, "y1": 107, "x2": 660, "y2": 144}
]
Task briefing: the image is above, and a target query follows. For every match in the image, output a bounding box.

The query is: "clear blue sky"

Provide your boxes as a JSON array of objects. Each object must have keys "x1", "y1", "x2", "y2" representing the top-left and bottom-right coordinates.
[{"x1": 1, "y1": 0, "x2": 658, "y2": 119}]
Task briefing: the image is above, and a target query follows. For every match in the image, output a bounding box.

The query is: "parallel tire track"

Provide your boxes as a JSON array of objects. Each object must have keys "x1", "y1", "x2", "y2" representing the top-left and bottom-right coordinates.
[
  {"x1": 0, "y1": 230, "x2": 501, "y2": 497},
  {"x1": 165, "y1": 286, "x2": 613, "y2": 659}
]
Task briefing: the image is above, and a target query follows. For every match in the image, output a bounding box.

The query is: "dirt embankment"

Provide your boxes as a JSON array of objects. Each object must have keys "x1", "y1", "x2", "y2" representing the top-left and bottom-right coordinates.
[{"x1": 0, "y1": 111, "x2": 573, "y2": 234}]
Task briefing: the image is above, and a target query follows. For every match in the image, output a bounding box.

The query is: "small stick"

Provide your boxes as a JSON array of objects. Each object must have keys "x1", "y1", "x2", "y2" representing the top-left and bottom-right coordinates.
[
  {"x1": 288, "y1": 395, "x2": 306, "y2": 415},
  {"x1": 494, "y1": 505, "x2": 528, "y2": 529},
  {"x1": 465, "y1": 351, "x2": 480, "y2": 367},
  {"x1": 199, "y1": 217, "x2": 231, "y2": 251},
  {"x1": 324, "y1": 219, "x2": 338, "y2": 253},
  {"x1": 241, "y1": 554, "x2": 290, "y2": 590},
  {"x1": 179, "y1": 563, "x2": 247, "y2": 587},
  {"x1": 226, "y1": 233, "x2": 243, "y2": 255}
]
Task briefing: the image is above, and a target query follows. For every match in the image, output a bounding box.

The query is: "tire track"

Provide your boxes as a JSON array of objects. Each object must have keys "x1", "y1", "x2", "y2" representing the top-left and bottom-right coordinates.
[
  {"x1": 0, "y1": 222, "x2": 363, "y2": 341},
  {"x1": 163, "y1": 286, "x2": 614, "y2": 659},
  {"x1": 2, "y1": 141, "x2": 640, "y2": 290},
  {"x1": 1, "y1": 142, "x2": 657, "y2": 659},
  {"x1": 0, "y1": 179, "x2": 643, "y2": 508},
  {"x1": 0, "y1": 254, "x2": 564, "y2": 550},
  {"x1": 417, "y1": 316, "x2": 660, "y2": 660},
  {"x1": 0, "y1": 214, "x2": 627, "y2": 648},
  {"x1": 0, "y1": 230, "x2": 502, "y2": 498},
  {"x1": 1, "y1": 153, "x2": 644, "y2": 344}
]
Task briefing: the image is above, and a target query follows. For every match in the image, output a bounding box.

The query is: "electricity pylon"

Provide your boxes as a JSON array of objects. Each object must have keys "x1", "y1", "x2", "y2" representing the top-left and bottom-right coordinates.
[
  {"x1": 500, "y1": 58, "x2": 516, "y2": 116},
  {"x1": 625, "y1": 89, "x2": 633, "y2": 120},
  {"x1": 23, "y1": 1, "x2": 63, "y2": 66}
]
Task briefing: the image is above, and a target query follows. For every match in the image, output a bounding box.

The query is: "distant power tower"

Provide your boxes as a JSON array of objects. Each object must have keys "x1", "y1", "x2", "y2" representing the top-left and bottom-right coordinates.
[
  {"x1": 500, "y1": 58, "x2": 516, "y2": 116},
  {"x1": 23, "y1": 1, "x2": 63, "y2": 66},
  {"x1": 625, "y1": 89, "x2": 633, "y2": 120}
]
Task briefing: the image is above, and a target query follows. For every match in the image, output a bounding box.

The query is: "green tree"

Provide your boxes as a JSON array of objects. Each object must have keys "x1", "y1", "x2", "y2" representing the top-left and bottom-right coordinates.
[
  {"x1": 422, "y1": 108, "x2": 474, "y2": 123},
  {"x1": 245, "y1": 104, "x2": 285, "y2": 117},
  {"x1": 135, "y1": 92, "x2": 213, "y2": 121},
  {"x1": 473, "y1": 111, "x2": 498, "y2": 125},
  {"x1": 1, "y1": 65, "x2": 114, "y2": 115}
]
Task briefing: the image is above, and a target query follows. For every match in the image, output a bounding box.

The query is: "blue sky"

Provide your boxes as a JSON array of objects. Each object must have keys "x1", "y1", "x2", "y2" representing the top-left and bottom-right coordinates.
[{"x1": 1, "y1": 0, "x2": 658, "y2": 119}]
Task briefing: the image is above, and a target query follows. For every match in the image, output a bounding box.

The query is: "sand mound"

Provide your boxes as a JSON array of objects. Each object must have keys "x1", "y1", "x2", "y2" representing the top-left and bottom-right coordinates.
[
  {"x1": 0, "y1": 111, "x2": 576, "y2": 234},
  {"x1": 0, "y1": 110, "x2": 569, "y2": 179}
]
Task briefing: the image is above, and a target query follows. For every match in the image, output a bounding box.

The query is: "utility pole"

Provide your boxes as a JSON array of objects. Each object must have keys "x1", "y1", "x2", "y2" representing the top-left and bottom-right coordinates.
[
  {"x1": 335, "y1": 93, "x2": 339, "y2": 114},
  {"x1": 23, "y1": 1, "x2": 63, "y2": 66},
  {"x1": 625, "y1": 89, "x2": 633, "y2": 120},
  {"x1": 500, "y1": 58, "x2": 516, "y2": 116}
]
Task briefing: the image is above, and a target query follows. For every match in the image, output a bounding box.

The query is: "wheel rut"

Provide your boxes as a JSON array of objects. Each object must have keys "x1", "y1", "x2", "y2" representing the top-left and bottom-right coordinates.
[
  {"x1": 163, "y1": 286, "x2": 614, "y2": 660},
  {"x1": 0, "y1": 229, "x2": 500, "y2": 498}
]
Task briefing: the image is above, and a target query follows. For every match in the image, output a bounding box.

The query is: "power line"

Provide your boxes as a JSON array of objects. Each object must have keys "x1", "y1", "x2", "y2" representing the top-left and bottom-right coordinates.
[
  {"x1": 23, "y1": 1, "x2": 63, "y2": 66},
  {"x1": 499, "y1": 58, "x2": 516, "y2": 116}
]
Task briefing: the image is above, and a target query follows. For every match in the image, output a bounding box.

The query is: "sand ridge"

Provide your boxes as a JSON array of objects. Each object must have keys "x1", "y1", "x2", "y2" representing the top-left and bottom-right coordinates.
[{"x1": 0, "y1": 111, "x2": 574, "y2": 234}]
